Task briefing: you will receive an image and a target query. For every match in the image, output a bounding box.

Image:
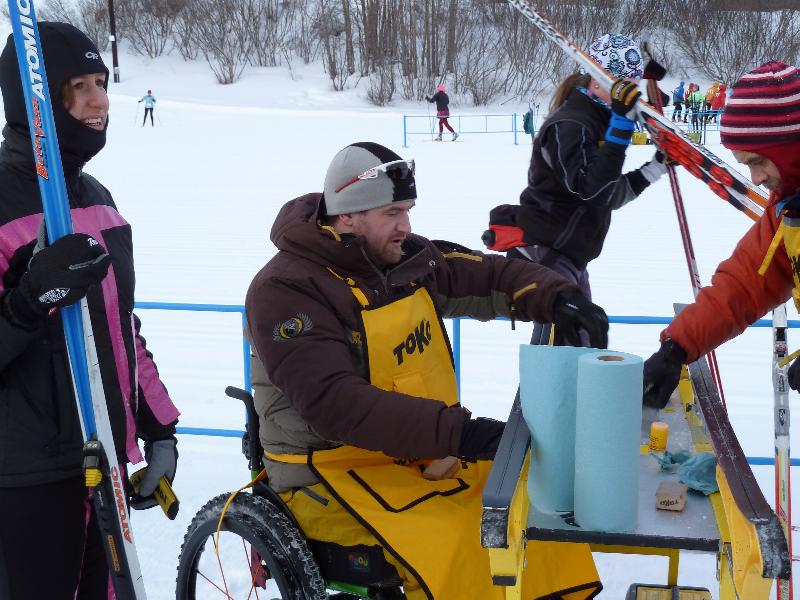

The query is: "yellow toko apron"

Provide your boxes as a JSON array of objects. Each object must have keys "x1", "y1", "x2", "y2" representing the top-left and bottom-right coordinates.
[{"x1": 271, "y1": 283, "x2": 601, "y2": 599}]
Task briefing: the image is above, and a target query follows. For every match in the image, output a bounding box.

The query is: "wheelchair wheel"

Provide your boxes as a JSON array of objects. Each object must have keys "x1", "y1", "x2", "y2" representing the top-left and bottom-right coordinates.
[{"x1": 176, "y1": 492, "x2": 328, "y2": 599}]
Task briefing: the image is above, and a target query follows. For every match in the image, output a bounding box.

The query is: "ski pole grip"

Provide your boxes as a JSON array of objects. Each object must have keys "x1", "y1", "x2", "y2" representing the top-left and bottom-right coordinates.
[{"x1": 129, "y1": 468, "x2": 180, "y2": 520}]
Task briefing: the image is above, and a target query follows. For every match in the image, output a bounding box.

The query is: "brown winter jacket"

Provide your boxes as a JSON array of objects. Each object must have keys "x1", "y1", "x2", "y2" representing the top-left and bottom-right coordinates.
[{"x1": 245, "y1": 193, "x2": 580, "y2": 491}]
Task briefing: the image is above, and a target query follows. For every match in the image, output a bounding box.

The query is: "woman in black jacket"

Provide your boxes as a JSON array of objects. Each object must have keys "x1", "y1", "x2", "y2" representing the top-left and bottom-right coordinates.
[
  {"x1": 0, "y1": 23, "x2": 180, "y2": 599},
  {"x1": 425, "y1": 84, "x2": 458, "y2": 141},
  {"x1": 511, "y1": 33, "x2": 668, "y2": 344}
]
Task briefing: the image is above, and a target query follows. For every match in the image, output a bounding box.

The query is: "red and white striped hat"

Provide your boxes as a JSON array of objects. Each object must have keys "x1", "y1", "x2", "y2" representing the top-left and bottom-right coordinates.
[{"x1": 720, "y1": 61, "x2": 800, "y2": 150}]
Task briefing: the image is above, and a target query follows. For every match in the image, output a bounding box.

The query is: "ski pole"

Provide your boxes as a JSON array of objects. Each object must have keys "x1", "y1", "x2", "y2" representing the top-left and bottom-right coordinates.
[
  {"x1": 773, "y1": 304, "x2": 794, "y2": 600},
  {"x1": 6, "y1": 3, "x2": 146, "y2": 598},
  {"x1": 133, "y1": 102, "x2": 139, "y2": 126},
  {"x1": 425, "y1": 96, "x2": 434, "y2": 141},
  {"x1": 641, "y1": 42, "x2": 727, "y2": 409}
]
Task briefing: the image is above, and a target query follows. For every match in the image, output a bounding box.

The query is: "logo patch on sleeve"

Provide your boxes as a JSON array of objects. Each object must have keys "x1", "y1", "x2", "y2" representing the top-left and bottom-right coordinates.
[{"x1": 273, "y1": 313, "x2": 313, "y2": 341}]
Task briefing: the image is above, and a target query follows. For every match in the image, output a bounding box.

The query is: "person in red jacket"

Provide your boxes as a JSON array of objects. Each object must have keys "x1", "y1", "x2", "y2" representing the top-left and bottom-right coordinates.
[
  {"x1": 643, "y1": 61, "x2": 800, "y2": 408},
  {"x1": 709, "y1": 83, "x2": 727, "y2": 123}
]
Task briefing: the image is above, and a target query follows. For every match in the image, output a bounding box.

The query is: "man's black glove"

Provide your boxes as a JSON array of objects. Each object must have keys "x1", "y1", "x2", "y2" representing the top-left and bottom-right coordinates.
[
  {"x1": 5, "y1": 233, "x2": 110, "y2": 327},
  {"x1": 642, "y1": 339, "x2": 687, "y2": 409},
  {"x1": 552, "y1": 290, "x2": 609, "y2": 349},
  {"x1": 131, "y1": 437, "x2": 178, "y2": 511},
  {"x1": 458, "y1": 416, "x2": 506, "y2": 461}
]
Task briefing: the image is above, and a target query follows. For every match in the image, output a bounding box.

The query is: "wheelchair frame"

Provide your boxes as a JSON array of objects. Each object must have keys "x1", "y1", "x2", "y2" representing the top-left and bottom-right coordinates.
[{"x1": 174, "y1": 386, "x2": 407, "y2": 600}]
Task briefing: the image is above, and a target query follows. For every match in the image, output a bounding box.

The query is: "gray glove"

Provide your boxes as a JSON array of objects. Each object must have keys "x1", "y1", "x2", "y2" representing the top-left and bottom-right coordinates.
[{"x1": 131, "y1": 438, "x2": 178, "y2": 510}]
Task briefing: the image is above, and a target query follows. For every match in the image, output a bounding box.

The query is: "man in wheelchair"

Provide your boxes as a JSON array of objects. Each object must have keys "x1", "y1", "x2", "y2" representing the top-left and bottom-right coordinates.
[{"x1": 245, "y1": 142, "x2": 607, "y2": 599}]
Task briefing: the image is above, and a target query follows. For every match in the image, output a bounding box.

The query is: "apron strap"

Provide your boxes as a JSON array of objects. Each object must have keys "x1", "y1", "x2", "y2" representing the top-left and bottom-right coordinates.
[
  {"x1": 326, "y1": 266, "x2": 370, "y2": 307},
  {"x1": 758, "y1": 220, "x2": 785, "y2": 276}
]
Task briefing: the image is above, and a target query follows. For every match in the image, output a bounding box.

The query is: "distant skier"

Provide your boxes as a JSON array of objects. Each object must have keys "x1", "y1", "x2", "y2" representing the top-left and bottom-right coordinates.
[
  {"x1": 671, "y1": 81, "x2": 685, "y2": 121},
  {"x1": 0, "y1": 23, "x2": 180, "y2": 598},
  {"x1": 425, "y1": 83, "x2": 458, "y2": 141},
  {"x1": 643, "y1": 61, "x2": 800, "y2": 408},
  {"x1": 709, "y1": 83, "x2": 727, "y2": 123},
  {"x1": 139, "y1": 88, "x2": 156, "y2": 126},
  {"x1": 687, "y1": 84, "x2": 705, "y2": 132},
  {"x1": 486, "y1": 32, "x2": 669, "y2": 345}
]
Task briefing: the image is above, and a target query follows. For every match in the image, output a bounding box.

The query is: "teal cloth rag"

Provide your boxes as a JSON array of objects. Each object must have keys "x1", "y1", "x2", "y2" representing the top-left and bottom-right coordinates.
[
  {"x1": 652, "y1": 449, "x2": 692, "y2": 471},
  {"x1": 678, "y1": 452, "x2": 719, "y2": 495}
]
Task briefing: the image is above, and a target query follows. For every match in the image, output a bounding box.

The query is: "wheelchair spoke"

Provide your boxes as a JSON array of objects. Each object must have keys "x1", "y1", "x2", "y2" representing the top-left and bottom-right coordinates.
[
  {"x1": 241, "y1": 536, "x2": 262, "y2": 600},
  {"x1": 190, "y1": 531, "x2": 279, "y2": 598}
]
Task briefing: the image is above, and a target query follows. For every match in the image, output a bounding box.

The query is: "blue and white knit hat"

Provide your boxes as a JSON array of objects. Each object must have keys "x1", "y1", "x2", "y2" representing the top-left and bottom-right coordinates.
[{"x1": 588, "y1": 33, "x2": 643, "y2": 80}]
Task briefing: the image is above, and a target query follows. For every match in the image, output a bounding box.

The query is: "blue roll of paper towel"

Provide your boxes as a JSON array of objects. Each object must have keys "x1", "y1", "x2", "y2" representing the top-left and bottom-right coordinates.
[
  {"x1": 520, "y1": 346, "x2": 643, "y2": 532},
  {"x1": 574, "y1": 351, "x2": 643, "y2": 532},
  {"x1": 520, "y1": 345, "x2": 598, "y2": 512}
]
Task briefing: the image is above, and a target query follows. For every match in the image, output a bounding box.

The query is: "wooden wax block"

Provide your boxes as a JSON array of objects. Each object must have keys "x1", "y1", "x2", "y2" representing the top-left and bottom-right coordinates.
[
  {"x1": 423, "y1": 456, "x2": 459, "y2": 481},
  {"x1": 655, "y1": 481, "x2": 688, "y2": 512}
]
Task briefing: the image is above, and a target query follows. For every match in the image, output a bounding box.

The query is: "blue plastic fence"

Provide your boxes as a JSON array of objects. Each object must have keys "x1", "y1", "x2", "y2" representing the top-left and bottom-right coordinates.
[
  {"x1": 403, "y1": 113, "x2": 525, "y2": 147},
  {"x1": 135, "y1": 301, "x2": 799, "y2": 467}
]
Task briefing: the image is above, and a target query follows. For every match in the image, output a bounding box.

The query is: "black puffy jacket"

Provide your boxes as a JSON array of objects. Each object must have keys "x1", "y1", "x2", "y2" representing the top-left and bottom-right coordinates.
[
  {"x1": 517, "y1": 90, "x2": 654, "y2": 269},
  {"x1": 0, "y1": 125, "x2": 179, "y2": 487}
]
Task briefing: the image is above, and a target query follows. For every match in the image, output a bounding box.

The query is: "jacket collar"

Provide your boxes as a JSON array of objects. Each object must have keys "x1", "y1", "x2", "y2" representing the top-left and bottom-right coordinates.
[{"x1": 271, "y1": 194, "x2": 435, "y2": 287}]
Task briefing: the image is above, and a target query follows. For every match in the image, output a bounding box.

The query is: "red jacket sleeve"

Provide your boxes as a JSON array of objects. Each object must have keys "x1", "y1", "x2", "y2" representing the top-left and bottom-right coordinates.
[{"x1": 664, "y1": 208, "x2": 793, "y2": 362}]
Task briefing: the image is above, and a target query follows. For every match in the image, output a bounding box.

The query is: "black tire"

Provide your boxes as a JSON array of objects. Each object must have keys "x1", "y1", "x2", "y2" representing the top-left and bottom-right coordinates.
[{"x1": 176, "y1": 492, "x2": 328, "y2": 600}]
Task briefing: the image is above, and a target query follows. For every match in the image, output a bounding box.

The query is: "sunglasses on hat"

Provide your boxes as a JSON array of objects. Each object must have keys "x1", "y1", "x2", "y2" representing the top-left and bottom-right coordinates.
[{"x1": 335, "y1": 159, "x2": 415, "y2": 193}]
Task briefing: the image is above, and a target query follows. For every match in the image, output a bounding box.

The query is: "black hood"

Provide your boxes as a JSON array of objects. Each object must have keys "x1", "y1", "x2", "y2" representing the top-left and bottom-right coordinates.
[{"x1": 0, "y1": 22, "x2": 109, "y2": 174}]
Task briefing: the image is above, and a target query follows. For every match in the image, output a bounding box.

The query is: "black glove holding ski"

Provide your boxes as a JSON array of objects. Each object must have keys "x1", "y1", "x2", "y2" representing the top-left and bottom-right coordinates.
[
  {"x1": 458, "y1": 416, "x2": 506, "y2": 461},
  {"x1": 4, "y1": 233, "x2": 110, "y2": 328},
  {"x1": 131, "y1": 437, "x2": 178, "y2": 511},
  {"x1": 606, "y1": 79, "x2": 641, "y2": 146},
  {"x1": 552, "y1": 290, "x2": 609, "y2": 349},
  {"x1": 642, "y1": 339, "x2": 687, "y2": 409}
]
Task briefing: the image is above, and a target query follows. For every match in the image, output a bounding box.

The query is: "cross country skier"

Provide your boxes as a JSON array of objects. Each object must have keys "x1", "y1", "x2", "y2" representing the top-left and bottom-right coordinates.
[
  {"x1": 139, "y1": 89, "x2": 156, "y2": 127},
  {"x1": 425, "y1": 84, "x2": 458, "y2": 141},
  {"x1": 643, "y1": 61, "x2": 800, "y2": 408},
  {"x1": 0, "y1": 23, "x2": 179, "y2": 599},
  {"x1": 246, "y1": 141, "x2": 607, "y2": 599}
]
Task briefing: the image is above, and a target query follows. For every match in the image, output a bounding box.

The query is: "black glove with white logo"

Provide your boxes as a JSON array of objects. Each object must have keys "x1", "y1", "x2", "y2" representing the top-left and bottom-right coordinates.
[
  {"x1": 552, "y1": 290, "x2": 609, "y2": 349},
  {"x1": 642, "y1": 339, "x2": 687, "y2": 409},
  {"x1": 458, "y1": 416, "x2": 506, "y2": 461},
  {"x1": 5, "y1": 233, "x2": 110, "y2": 328}
]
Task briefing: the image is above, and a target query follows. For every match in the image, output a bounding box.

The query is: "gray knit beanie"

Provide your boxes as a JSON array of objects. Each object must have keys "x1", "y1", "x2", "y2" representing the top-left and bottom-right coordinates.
[{"x1": 323, "y1": 142, "x2": 416, "y2": 215}]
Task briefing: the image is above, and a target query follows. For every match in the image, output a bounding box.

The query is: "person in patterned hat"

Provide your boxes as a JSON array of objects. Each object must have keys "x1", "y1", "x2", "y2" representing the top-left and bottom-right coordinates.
[
  {"x1": 643, "y1": 61, "x2": 800, "y2": 408},
  {"x1": 490, "y1": 32, "x2": 668, "y2": 345}
]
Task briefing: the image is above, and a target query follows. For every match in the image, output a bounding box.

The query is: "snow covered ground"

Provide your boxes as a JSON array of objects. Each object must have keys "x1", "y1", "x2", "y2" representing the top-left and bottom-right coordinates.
[{"x1": 8, "y1": 42, "x2": 799, "y2": 597}]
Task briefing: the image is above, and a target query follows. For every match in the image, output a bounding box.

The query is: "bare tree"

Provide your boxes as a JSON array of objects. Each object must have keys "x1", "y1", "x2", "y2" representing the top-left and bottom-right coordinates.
[
  {"x1": 192, "y1": 0, "x2": 254, "y2": 84},
  {"x1": 34, "y1": 0, "x2": 110, "y2": 51},
  {"x1": 117, "y1": 0, "x2": 183, "y2": 58},
  {"x1": 172, "y1": 1, "x2": 201, "y2": 60},
  {"x1": 315, "y1": 0, "x2": 354, "y2": 90},
  {"x1": 366, "y1": 57, "x2": 396, "y2": 105},
  {"x1": 665, "y1": 0, "x2": 800, "y2": 84},
  {"x1": 249, "y1": 0, "x2": 297, "y2": 67}
]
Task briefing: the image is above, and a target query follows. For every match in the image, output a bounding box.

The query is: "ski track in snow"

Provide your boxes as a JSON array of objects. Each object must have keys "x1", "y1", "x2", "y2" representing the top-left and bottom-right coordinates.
[{"x1": 7, "y1": 45, "x2": 795, "y2": 597}]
